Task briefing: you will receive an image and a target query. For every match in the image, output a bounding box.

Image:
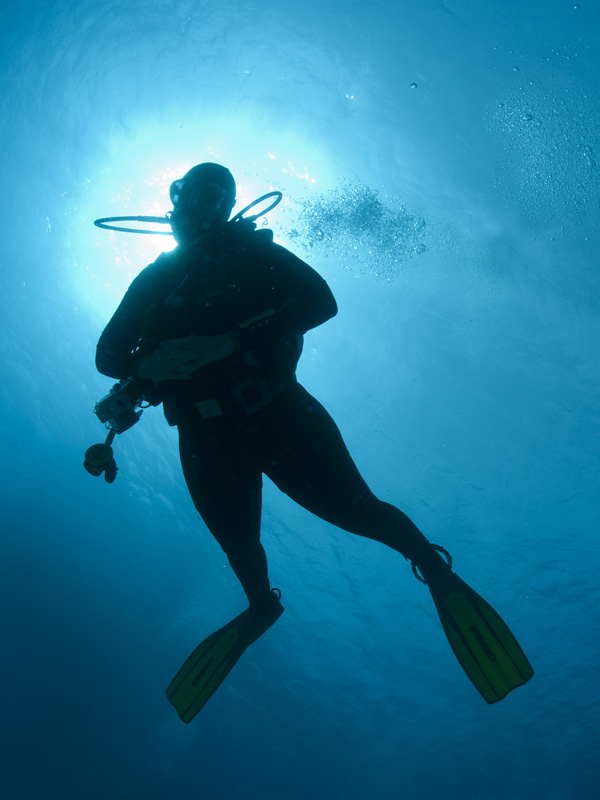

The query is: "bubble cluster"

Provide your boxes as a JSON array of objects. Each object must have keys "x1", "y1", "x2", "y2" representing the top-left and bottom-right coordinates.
[
  {"x1": 286, "y1": 183, "x2": 426, "y2": 281},
  {"x1": 486, "y1": 88, "x2": 599, "y2": 223}
]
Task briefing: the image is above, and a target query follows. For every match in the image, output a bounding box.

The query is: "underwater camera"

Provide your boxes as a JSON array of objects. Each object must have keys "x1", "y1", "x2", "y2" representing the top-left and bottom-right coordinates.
[
  {"x1": 84, "y1": 378, "x2": 145, "y2": 483},
  {"x1": 93, "y1": 377, "x2": 145, "y2": 434}
]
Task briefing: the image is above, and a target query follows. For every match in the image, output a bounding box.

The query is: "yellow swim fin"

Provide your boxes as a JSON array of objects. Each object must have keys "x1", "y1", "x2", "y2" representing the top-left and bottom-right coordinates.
[
  {"x1": 167, "y1": 590, "x2": 284, "y2": 722},
  {"x1": 415, "y1": 548, "x2": 534, "y2": 703}
]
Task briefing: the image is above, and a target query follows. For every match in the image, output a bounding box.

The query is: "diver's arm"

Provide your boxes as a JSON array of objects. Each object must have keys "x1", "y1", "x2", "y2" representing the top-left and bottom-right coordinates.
[
  {"x1": 236, "y1": 243, "x2": 338, "y2": 342},
  {"x1": 96, "y1": 316, "x2": 143, "y2": 379},
  {"x1": 95, "y1": 263, "x2": 165, "y2": 379}
]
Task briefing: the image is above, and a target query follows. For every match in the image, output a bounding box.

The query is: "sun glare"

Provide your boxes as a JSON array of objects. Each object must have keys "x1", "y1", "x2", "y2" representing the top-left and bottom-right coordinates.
[{"x1": 73, "y1": 116, "x2": 338, "y2": 320}]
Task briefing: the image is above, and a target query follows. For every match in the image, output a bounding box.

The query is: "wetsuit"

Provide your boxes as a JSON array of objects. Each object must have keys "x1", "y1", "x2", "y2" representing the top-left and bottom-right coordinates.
[{"x1": 96, "y1": 222, "x2": 444, "y2": 611}]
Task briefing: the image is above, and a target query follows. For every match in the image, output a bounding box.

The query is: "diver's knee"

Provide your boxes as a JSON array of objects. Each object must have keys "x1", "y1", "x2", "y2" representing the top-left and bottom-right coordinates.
[
  {"x1": 335, "y1": 488, "x2": 379, "y2": 529},
  {"x1": 349, "y1": 489, "x2": 385, "y2": 519}
]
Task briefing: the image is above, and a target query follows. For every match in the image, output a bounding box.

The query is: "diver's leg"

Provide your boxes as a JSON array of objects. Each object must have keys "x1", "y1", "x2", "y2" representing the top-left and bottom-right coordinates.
[
  {"x1": 261, "y1": 384, "x2": 447, "y2": 580},
  {"x1": 177, "y1": 404, "x2": 275, "y2": 612},
  {"x1": 335, "y1": 493, "x2": 448, "y2": 579}
]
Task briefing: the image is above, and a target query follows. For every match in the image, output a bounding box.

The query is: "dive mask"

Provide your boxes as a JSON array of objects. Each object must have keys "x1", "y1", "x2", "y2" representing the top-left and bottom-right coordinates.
[{"x1": 169, "y1": 180, "x2": 227, "y2": 215}]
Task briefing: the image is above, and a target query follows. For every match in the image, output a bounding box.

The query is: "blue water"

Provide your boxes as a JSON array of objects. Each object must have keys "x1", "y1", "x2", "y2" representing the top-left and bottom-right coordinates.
[{"x1": 2, "y1": 1, "x2": 599, "y2": 798}]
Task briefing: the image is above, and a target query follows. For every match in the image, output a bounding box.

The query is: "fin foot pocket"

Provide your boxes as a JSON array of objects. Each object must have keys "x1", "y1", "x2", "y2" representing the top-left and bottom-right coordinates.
[
  {"x1": 411, "y1": 544, "x2": 452, "y2": 584},
  {"x1": 249, "y1": 587, "x2": 284, "y2": 618}
]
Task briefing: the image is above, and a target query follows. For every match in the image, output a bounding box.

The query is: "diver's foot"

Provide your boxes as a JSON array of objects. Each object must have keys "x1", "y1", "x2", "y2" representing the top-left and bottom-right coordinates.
[{"x1": 249, "y1": 587, "x2": 284, "y2": 620}]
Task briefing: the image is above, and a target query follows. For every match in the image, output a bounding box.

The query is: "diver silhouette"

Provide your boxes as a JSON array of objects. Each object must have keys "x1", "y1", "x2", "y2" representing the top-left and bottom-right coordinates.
[{"x1": 95, "y1": 162, "x2": 533, "y2": 720}]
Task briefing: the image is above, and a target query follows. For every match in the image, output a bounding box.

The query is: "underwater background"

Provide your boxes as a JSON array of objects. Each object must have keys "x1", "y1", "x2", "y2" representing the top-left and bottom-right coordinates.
[{"x1": 2, "y1": 1, "x2": 599, "y2": 798}]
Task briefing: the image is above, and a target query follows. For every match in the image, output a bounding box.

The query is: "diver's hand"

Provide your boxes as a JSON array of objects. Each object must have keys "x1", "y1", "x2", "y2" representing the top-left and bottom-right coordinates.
[{"x1": 135, "y1": 333, "x2": 238, "y2": 382}]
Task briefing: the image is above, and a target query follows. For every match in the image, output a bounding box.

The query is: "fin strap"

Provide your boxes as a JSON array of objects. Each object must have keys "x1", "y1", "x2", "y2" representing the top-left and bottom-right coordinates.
[{"x1": 412, "y1": 544, "x2": 452, "y2": 584}]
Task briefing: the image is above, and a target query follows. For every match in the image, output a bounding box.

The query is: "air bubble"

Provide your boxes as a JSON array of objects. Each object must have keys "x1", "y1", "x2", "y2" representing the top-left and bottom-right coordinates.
[
  {"x1": 583, "y1": 146, "x2": 595, "y2": 167},
  {"x1": 410, "y1": 82, "x2": 417, "y2": 89}
]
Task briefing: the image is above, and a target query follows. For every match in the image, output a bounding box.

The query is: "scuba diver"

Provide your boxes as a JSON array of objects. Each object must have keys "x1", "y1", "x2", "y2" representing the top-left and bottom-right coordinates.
[{"x1": 94, "y1": 162, "x2": 533, "y2": 722}]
